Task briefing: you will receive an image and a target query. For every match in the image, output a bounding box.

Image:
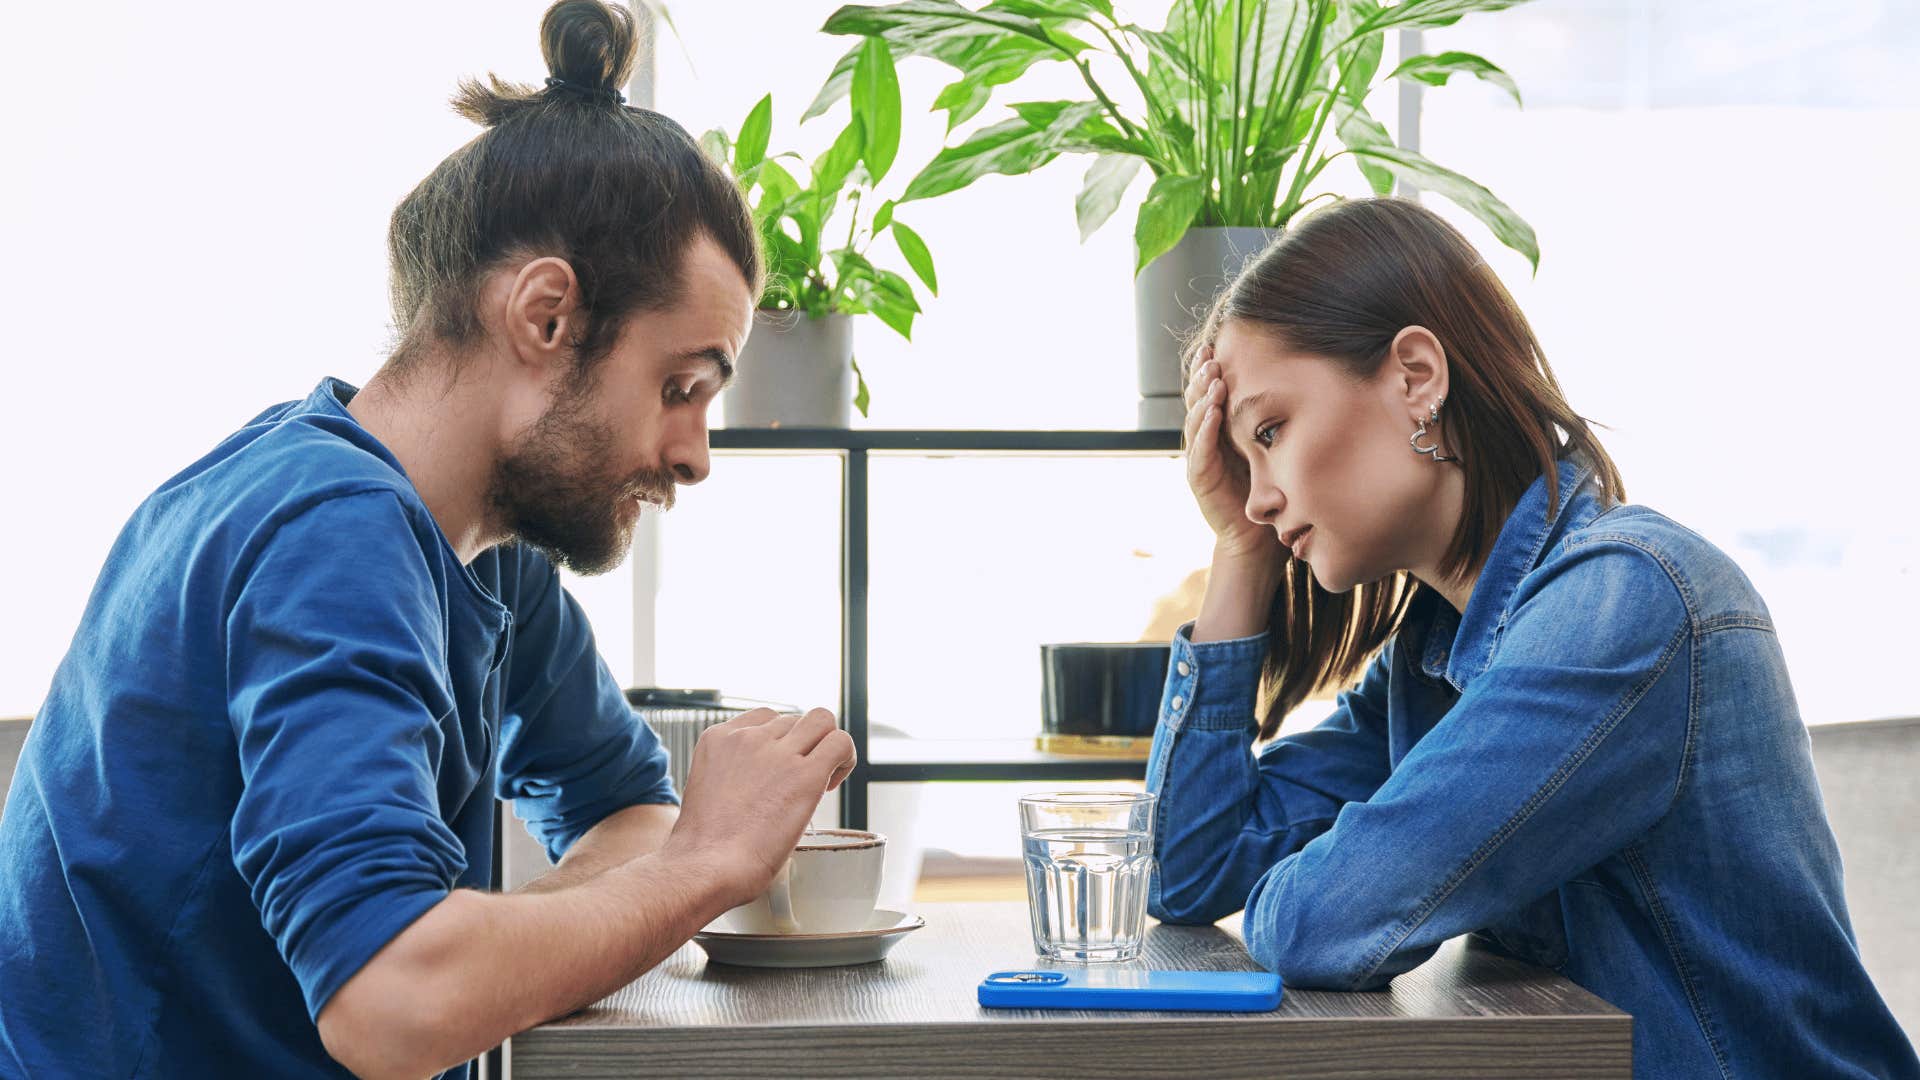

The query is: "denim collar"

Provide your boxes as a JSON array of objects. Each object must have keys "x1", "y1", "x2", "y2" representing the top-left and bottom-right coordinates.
[{"x1": 1416, "y1": 452, "x2": 1604, "y2": 693}]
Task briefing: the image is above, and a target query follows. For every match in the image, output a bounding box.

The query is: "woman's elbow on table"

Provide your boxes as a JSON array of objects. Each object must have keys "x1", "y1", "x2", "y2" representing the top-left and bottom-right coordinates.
[
  {"x1": 1246, "y1": 914, "x2": 1380, "y2": 991},
  {"x1": 1243, "y1": 877, "x2": 1419, "y2": 992}
]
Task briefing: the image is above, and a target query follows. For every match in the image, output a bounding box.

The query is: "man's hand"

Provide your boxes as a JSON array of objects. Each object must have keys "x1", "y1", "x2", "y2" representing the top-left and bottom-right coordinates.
[
  {"x1": 316, "y1": 709, "x2": 855, "y2": 1080},
  {"x1": 659, "y1": 707, "x2": 857, "y2": 909}
]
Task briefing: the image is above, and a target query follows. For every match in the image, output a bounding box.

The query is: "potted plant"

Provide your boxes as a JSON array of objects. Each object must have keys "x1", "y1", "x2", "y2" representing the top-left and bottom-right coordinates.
[
  {"x1": 817, "y1": 0, "x2": 1537, "y2": 427},
  {"x1": 700, "y1": 39, "x2": 940, "y2": 427}
]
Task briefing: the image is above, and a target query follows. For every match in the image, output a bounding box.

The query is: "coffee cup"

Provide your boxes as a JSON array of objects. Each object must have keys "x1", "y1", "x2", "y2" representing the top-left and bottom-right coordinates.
[{"x1": 715, "y1": 829, "x2": 886, "y2": 935}]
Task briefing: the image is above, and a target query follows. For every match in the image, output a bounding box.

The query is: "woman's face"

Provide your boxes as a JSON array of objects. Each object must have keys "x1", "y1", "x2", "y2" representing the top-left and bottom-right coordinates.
[{"x1": 1211, "y1": 318, "x2": 1458, "y2": 594}]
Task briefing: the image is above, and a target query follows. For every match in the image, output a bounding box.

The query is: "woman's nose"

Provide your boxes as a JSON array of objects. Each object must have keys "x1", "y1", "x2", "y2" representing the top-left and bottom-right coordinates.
[{"x1": 1245, "y1": 478, "x2": 1283, "y2": 526}]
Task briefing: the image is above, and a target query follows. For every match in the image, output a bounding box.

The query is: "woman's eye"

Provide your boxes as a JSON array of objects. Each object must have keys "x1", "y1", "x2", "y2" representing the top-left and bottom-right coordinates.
[{"x1": 1253, "y1": 421, "x2": 1282, "y2": 447}]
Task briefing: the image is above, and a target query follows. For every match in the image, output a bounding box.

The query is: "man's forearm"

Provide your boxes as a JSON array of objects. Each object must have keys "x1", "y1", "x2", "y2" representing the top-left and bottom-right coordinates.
[
  {"x1": 319, "y1": 848, "x2": 736, "y2": 1080},
  {"x1": 515, "y1": 802, "x2": 679, "y2": 896}
]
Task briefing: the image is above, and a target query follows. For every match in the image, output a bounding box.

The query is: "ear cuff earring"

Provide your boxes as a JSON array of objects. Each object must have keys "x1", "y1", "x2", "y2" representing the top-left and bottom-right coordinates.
[{"x1": 1411, "y1": 394, "x2": 1457, "y2": 463}]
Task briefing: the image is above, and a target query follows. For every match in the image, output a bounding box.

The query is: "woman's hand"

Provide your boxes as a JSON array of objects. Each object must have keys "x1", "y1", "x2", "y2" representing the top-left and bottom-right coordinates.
[
  {"x1": 1185, "y1": 345, "x2": 1286, "y2": 643},
  {"x1": 1184, "y1": 347, "x2": 1274, "y2": 558}
]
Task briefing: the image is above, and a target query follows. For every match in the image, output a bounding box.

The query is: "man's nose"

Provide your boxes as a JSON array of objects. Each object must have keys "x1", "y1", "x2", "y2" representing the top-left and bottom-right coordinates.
[{"x1": 667, "y1": 425, "x2": 711, "y2": 486}]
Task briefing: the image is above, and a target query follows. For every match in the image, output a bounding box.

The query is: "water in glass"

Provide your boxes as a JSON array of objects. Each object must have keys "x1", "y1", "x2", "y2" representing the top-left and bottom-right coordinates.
[{"x1": 1022, "y1": 825, "x2": 1152, "y2": 962}]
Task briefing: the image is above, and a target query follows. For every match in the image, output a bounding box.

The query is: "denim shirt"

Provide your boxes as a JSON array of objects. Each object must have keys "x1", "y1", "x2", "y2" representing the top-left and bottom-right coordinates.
[{"x1": 1147, "y1": 454, "x2": 1918, "y2": 1080}]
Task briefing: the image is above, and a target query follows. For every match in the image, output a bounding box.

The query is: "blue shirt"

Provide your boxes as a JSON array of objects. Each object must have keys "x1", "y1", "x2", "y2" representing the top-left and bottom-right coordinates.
[
  {"x1": 1147, "y1": 453, "x2": 1918, "y2": 1079},
  {"x1": 0, "y1": 379, "x2": 678, "y2": 1079}
]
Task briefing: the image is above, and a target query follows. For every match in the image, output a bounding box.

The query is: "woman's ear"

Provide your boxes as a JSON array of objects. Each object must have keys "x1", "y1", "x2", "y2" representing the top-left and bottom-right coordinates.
[
  {"x1": 1387, "y1": 325, "x2": 1449, "y2": 421},
  {"x1": 501, "y1": 256, "x2": 582, "y2": 377}
]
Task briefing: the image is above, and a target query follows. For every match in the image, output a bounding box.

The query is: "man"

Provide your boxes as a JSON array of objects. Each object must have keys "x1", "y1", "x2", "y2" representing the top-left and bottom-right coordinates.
[{"x1": 0, "y1": 4, "x2": 851, "y2": 1077}]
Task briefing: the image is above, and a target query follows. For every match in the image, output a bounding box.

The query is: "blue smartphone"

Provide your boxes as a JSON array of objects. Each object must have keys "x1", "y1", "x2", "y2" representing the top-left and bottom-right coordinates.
[{"x1": 978, "y1": 969, "x2": 1283, "y2": 1012}]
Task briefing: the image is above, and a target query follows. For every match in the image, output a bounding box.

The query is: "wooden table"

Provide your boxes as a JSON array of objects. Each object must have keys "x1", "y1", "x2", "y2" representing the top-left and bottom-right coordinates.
[{"x1": 510, "y1": 901, "x2": 1629, "y2": 1079}]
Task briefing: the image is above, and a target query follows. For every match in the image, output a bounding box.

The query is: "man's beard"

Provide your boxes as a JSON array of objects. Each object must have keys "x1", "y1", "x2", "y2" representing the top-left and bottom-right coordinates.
[{"x1": 488, "y1": 385, "x2": 677, "y2": 576}]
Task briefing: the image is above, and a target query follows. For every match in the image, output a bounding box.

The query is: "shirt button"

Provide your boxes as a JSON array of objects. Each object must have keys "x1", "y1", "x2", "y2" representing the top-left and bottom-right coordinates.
[
  {"x1": 1170, "y1": 695, "x2": 1185, "y2": 711},
  {"x1": 1176, "y1": 661, "x2": 1191, "y2": 677}
]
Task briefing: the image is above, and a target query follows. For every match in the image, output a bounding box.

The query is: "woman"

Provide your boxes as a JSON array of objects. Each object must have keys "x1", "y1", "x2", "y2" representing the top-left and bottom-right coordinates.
[{"x1": 1147, "y1": 197, "x2": 1917, "y2": 1079}]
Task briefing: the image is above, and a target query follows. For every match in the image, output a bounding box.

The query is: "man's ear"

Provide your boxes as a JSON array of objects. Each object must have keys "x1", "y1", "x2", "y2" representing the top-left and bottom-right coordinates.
[
  {"x1": 501, "y1": 257, "x2": 582, "y2": 378},
  {"x1": 1387, "y1": 325, "x2": 1449, "y2": 422}
]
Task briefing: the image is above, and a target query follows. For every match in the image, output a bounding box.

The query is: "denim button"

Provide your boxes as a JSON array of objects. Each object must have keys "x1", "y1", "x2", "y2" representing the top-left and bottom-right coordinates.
[
  {"x1": 1176, "y1": 661, "x2": 1191, "y2": 677},
  {"x1": 1171, "y1": 695, "x2": 1185, "y2": 711}
]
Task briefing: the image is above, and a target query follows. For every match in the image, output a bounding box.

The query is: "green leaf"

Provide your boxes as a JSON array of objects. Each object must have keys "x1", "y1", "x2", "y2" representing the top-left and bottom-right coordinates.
[
  {"x1": 813, "y1": 117, "x2": 866, "y2": 196},
  {"x1": 1387, "y1": 51, "x2": 1522, "y2": 107},
  {"x1": 1337, "y1": 24, "x2": 1384, "y2": 103},
  {"x1": 874, "y1": 268, "x2": 922, "y2": 311},
  {"x1": 985, "y1": 0, "x2": 1106, "y2": 18},
  {"x1": 900, "y1": 107, "x2": 1097, "y2": 202},
  {"x1": 1344, "y1": 143, "x2": 1539, "y2": 270},
  {"x1": 804, "y1": 43, "x2": 870, "y2": 124},
  {"x1": 852, "y1": 38, "x2": 903, "y2": 185},
  {"x1": 871, "y1": 198, "x2": 896, "y2": 231},
  {"x1": 978, "y1": 0, "x2": 1097, "y2": 53},
  {"x1": 1130, "y1": 24, "x2": 1203, "y2": 85},
  {"x1": 807, "y1": 8, "x2": 1059, "y2": 123},
  {"x1": 1351, "y1": 0, "x2": 1534, "y2": 38},
  {"x1": 699, "y1": 129, "x2": 731, "y2": 170},
  {"x1": 1133, "y1": 172, "x2": 1206, "y2": 274},
  {"x1": 1331, "y1": 101, "x2": 1395, "y2": 195},
  {"x1": 1008, "y1": 99, "x2": 1080, "y2": 128},
  {"x1": 756, "y1": 236, "x2": 800, "y2": 306},
  {"x1": 890, "y1": 220, "x2": 939, "y2": 294},
  {"x1": 1005, "y1": 98, "x2": 1142, "y2": 155},
  {"x1": 735, "y1": 94, "x2": 773, "y2": 173},
  {"x1": 1246, "y1": 141, "x2": 1298, "y2": 176},
  {"x1": 934, "y1": 77, "x2": 998, "y2": 130},
  {"x1": 1075, "y1": 153, "x2": 1142, "y2": 241},
  {"x1": 811, "y1": 2, "x2": 1070, "y2": 127},
  {"x1": 919, "y1": 32, "x2": 1061, "y2": 131},
  {"x1": 822, "y1": 1, "x2": 1053, "y2": 47},
  {"x1": 745, "y1": 159, "x2": 804, "y2": 222},
  {"x1": 852, "y1": 356, "x2": 872, "y2": 417},
  {"x1": 832, "y1": 247, "x2": 880, "y2": 284},
  {"x1": 862, "y1": 287, "x2": 917, "y2": 339},
  {"x1": 1037, "y1": 25, "x2": 1095, "y2": 55}
]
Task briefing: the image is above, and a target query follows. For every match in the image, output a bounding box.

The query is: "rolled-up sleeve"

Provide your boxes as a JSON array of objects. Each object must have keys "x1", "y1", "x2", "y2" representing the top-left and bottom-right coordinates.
[
  {"x1": 1243, "y1": 540, "x2": 1692, "y2": 990},
  {"x1": 1147, "y1": 623, "x2": 1395, "y2": 925},
  {"x1": 225, "y1": 492, "x2": 467, "y2": 1022},
  {"x1": 494, "y1": 548, "x2": 676, "y2": 866}
]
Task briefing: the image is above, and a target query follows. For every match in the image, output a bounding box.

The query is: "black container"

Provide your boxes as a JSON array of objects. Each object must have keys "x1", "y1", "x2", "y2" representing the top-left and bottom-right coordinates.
[{"x1": 1039, "y1": 643, "x2": 1172, "y2": 749}]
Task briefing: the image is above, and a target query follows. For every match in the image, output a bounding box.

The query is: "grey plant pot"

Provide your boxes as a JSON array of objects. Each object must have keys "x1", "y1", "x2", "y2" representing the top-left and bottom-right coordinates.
[
  {"x1": 722, "y1": 310, "x2": 856, "y2": 429},
  {"x1": 1134, "y1": 226, "x2": 1278, "y2": 428}
]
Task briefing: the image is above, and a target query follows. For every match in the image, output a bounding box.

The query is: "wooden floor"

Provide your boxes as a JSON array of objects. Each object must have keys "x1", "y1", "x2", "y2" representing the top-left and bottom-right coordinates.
[
  {"x1": 911, "y1": 852, "x2": 1026, "y2": 903},
  {"x1": 912, "y1": 872, "x2": 1025, "y2": 902}
]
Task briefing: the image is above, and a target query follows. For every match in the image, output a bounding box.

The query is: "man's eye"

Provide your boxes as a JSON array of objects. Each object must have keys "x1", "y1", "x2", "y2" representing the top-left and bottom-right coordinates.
[
  {"x1": 664, "y1": 382, "x2": 692, "y2": 404},
  {"x1": 1253, "y1": 421, "x2": 1282, "y2": 447}
]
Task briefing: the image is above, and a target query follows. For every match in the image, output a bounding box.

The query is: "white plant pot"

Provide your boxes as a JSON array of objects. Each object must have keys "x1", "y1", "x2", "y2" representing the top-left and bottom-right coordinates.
[
  {"x1": 1133, "y1": 226, "x2": 1278, "y2": 428},
  {"x1": 723, "y1": 310, "x2": 856, "y2": 429}
]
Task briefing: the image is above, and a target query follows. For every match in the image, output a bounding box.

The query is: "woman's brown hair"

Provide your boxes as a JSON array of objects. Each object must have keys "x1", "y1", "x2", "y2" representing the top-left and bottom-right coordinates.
[
  {"x1": 1184, "y1": 197, "x2": 1625, "y2": 740},
  {"x1": 386, "y1": 0, "x2": 762, "y2": 383}
]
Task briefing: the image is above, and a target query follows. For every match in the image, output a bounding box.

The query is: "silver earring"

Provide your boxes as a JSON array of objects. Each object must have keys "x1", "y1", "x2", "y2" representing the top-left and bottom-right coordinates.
[{"x1": 1411, "y1": 395, "x2": 1457, "y2": 463}]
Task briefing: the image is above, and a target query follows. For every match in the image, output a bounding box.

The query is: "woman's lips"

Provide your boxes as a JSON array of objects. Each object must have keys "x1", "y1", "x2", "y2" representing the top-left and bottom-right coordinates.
[{"x1": 1288, "y1": 526, "x2": 1313, "y2": 559}]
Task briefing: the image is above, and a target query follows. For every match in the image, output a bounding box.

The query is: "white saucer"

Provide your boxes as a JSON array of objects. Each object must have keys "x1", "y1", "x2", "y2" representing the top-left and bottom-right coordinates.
[{"x1": 693, "y1": 909, "x2": 925, "y2": 969}]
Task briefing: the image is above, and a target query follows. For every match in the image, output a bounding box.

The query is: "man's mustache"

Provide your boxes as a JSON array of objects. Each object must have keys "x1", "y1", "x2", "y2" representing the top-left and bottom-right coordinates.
[{"x1": 626, "y1": 468, "x2": 678, "y2": 511}]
